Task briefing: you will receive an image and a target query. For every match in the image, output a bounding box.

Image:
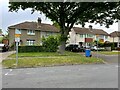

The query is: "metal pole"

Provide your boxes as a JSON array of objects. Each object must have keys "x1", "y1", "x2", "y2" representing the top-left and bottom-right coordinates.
[
  {"x1": 16, "y1": 42, "x2": 18, "y2": 65},
  {"x1": 97, "y1": 37, "x2": 98, "y2": 58}
]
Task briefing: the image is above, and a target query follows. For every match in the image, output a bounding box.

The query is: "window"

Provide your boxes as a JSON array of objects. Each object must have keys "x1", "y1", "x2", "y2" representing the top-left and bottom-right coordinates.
[
  {"x1": 86, "y1": 34, "x2": 93, "y2": 38},
  {"x1": 27, "y1": 30, "x2": 35, "y2": 35},
  {"x1": 80, "y1": 34, "x2": 83, "y2": 38},
  {"x1": 99, "y1": 35, "x2": 104, "y2": 39},
  {"x1": 42, "y1": 32, "x2": 53, "y2": 38},
  {"x1": 26, "y1": 40, "x2": 35, "y2": 45},
  {"x1": 105, "y1": 36, "x2": 108, "y2": 39}
]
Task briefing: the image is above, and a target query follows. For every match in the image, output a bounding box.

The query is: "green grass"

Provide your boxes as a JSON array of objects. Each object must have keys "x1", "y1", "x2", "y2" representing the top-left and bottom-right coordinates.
[
  {"x1": 8, "y1": 51, "x2": 80, "y2": 58},
  {"x1": 98, "y1": 51, "x2": 120, "y2": 55},
  {"x1": 3, "y1": 51, "x2": 104, "y2": 68}
]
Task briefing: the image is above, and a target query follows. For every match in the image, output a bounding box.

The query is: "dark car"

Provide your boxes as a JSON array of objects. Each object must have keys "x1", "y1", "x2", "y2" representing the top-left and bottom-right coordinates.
[
  {"x1": 65, "y1": 44, "x2": 84, "y2": 52},
  {"x1": 2, "y1": 45, "x2": 9, "y2": 52},
  {"x1": 65, "y1": 44, "x2": 79, "y2": 52}
]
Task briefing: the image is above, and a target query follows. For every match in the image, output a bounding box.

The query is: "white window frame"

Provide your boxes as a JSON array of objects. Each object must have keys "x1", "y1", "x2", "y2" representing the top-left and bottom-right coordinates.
[
  {"x1": 26, "y1": 40, "x2": 35, "y2": 45},
  {"x1": 27, "y1": 30, "x2": 35, "y2": 35}
]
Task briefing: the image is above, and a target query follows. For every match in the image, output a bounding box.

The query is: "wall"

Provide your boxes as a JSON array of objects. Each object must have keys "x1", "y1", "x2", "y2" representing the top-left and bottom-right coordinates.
[{"x1": 8, "y1": 28, "x2": 15, "y2": 46}]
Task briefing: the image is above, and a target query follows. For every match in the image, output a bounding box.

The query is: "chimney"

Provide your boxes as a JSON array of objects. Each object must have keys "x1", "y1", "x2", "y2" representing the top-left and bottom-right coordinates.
[
  {"x1": 37, "y1": 17, "x2": 41, "y2": 28},
  {"x1": 89, "y1": 25, "x2": 92, "y2": 30}
]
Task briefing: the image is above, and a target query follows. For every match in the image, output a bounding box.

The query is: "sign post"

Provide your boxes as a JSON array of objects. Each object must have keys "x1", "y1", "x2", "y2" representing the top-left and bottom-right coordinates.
[
  {"x1": 16, "y1": 41, "x2": 18, "y2": 65},
  {"x1": 15, "y1": 29, "x2": 21, "y2": 66},
  {"x1": 96, "y1": 35, "x2": 99, "y2": 58}
]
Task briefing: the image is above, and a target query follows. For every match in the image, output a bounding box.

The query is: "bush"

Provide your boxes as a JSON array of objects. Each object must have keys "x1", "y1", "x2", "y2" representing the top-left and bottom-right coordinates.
[
  {"x1": 18, "y1": 46, "x2": 43, "y2": 52},
  {"x1": 42, "y1": 35, "x2": 60, "y2": 52}
]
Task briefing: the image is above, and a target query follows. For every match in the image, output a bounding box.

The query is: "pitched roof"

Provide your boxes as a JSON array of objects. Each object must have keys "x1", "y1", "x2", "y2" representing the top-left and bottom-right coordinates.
[
  {"x1": 73, "y1": 27, "x2": 108, "y2": 35},
  {"x1": 8, "y1": 21, "x2": 60, "y2": 32},
  {"x1": 110, "y1": 31, "x2": 120, "y2": 37},
  {"x1": 73, "y1": 27, "x2": 93, "y2": 34},
  {"x1": 91, "y1": 29, "x2": 109, "y2": 35}
]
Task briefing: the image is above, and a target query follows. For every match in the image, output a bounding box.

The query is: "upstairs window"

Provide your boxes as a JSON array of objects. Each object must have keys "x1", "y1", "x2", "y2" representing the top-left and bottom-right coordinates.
[
  {"x1": 105, "y1": 36, "x2": 108, "y2": 39},
  {"x1": 80, "y1": 34, "x2": 83, "y2": 38},
  {"x1": 27, "y1": 30, "x2": 35, "y2": 35}
]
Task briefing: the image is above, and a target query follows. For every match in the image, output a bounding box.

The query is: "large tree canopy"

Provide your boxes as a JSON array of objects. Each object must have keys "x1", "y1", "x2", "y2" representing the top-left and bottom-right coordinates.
[{"x1": 9, "y1": 2, "x2": 120, "y2": 53}]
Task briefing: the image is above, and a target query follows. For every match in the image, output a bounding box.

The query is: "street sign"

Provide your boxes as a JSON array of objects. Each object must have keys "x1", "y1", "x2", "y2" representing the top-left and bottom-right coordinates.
[
  {"x1": 15, "y1": 29, "x2": 21, "y2": 34},
  {"x1": 15, "y1": 34, "x2": 21, "y2": 37},
  {"x1": 15, "y1": 37, "x2": 20, "y2": 42}
]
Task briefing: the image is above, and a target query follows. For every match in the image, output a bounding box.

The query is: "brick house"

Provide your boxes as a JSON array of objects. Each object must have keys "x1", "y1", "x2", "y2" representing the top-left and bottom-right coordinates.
[
  {"x1": 8, "y1": 18, "x2": 60, "y2": 46},
  {"x1": 68, "y1": 25, "x2": 109, "y2": 47}
]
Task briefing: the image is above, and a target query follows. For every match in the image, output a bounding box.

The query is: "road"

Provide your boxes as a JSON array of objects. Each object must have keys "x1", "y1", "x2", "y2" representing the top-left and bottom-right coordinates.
[
  {"x1": 1, "y1": 51, "x2": 119, "y2": 88},
  {"x1": 0, "y1": 51, "x2": 16, "y2": 90},
  {"x1": 2, "y1": 63, "x2": 118, "y2": 88}
]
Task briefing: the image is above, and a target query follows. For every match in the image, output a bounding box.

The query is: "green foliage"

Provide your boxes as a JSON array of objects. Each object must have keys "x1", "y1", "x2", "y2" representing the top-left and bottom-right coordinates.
[
  {"x1": 0, "y1": 29, "x2": 2, "y2": 34},
  {"x1": 111, "y1": 43, "x2": 115, "y2": 50},
  {"x1": 42, "y1": 35, "x2": 60, "y2": 52},
  {"x1": 18, "y1": 46, "x2": 43, "y2": 53},
  {"x1": 9, "y1": 2, "x2": 119, "y2": 28},
  {"x1": 0, "y1": 37, "x2": 3, "y2": 43}
]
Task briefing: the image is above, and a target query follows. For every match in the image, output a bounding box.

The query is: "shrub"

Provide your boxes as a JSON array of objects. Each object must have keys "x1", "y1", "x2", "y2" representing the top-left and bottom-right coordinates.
[
  {"x1": 18, "y1": 46, "x2": 43, "y2": 52},
  {"x1": 42, "y1": 35, "x2": 60, "y2": 52}
]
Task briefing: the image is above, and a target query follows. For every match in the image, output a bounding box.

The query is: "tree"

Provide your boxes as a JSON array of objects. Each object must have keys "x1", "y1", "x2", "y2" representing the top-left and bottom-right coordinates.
[
  {"x1": 9, "y1": 2, "x2": 120, "y2": 53},
  {"x1": 0, "y1": 29, "x2": 2, "y2": 34}
]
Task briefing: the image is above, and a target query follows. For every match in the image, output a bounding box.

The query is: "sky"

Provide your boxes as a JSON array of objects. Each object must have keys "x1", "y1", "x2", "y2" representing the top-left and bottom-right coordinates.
[{"x1": 0, "y1": 0, "x2": 118, "y2": 35}]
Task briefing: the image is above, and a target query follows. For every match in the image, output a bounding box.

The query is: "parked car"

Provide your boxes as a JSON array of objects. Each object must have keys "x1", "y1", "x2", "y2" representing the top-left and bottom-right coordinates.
[
  {"x1": 65, "y1": 44, "x2": 85, "y2": 52},
  {"x1": 2, "y1": 44, "x2": 9, "y2": 52},
  {"x1": 91, "y1": 46, "x2": 98, "y2": 51},
  {"x1": 91, "y1": 46, "x2": 105, "y2": 51},
  {"x1": 65, "y1": 44, "x2": 79, "y2": 52}
]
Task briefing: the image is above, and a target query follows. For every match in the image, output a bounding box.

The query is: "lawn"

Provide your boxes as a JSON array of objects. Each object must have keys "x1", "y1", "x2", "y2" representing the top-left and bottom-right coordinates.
[
  {"x1": 98, "y1": 51, "x2": 120, "y2": 55},
  {"x1": 2, "y1": 51, "x2": 104, "y2": 68}
]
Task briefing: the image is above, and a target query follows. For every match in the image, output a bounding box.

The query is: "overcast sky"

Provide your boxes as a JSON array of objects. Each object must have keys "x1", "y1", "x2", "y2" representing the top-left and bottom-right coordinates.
[{"x1": 0, "y1": 0, "x2": 118, "y2": 35}]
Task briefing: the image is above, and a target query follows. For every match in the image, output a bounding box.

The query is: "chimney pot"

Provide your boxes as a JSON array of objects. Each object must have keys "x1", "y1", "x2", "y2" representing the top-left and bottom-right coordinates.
[
  {"x1": 37, "y1": 17, "x2": 41, "y2": 28},
  {"x1": 89, "y1": 25, "x2": 92, "y2": 30}
]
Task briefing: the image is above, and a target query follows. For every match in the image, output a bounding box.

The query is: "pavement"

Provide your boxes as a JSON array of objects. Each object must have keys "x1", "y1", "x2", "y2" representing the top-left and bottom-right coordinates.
[{"x1": 0, "y1": 51, "x2": 16, "y2": 63}]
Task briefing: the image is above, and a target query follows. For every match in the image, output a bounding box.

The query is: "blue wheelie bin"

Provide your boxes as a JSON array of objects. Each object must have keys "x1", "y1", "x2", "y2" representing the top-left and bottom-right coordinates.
[{"x1": 85, "y1": 49, "x2": 91, "y2": 57}]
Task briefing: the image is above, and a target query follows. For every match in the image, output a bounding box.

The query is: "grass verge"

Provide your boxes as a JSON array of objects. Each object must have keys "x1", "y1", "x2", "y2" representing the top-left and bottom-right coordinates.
[
  {"x1": 98, "y1": 51, "x2": 120, "y2": 55},
  {"x1": 3, "y1": 52, "x2": 104, "y2": 68}
]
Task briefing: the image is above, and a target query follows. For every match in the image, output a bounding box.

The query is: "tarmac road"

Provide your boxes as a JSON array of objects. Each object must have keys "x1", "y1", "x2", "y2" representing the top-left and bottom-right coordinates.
[
  {"x1": 92, "y1": 52, "x2": 118, "y2": 63},
  {"x1": 2, "y1": 63, "x2": 118, "y2": 88},
  {"x1": 1, "y1": 51, "x2": 119, "y2": 88}
]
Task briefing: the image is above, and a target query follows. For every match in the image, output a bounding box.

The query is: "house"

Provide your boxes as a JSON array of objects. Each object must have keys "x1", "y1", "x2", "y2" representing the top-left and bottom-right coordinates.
[
  {"x1": 109, "y1": 31, "x2": 120, "y2": 47},
  {"x1": 69, "y1": 25, "x2": 109, "y2": 47},
  {"x1": 8, "y1": 18, "x2": 60, "y2": 46}
]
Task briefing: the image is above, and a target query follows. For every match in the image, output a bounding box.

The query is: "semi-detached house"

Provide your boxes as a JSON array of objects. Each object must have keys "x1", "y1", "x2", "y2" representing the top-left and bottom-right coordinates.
[
  {"x1": 68, "y1": 25, "x2": 109, "y2": 47},
  {"x1": 110, "y1": 31, "x2": 120, "y2": 47},
  {"x1": 8, "y1": 18, "x2": 115, "y2": 48},
  {"x1": 8, "y1": 18, "x2": 60, "y2": 46}
]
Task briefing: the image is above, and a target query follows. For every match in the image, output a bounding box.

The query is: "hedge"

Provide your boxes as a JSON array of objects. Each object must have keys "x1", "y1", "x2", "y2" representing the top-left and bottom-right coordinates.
[{"x1": 18, "y1": 46, "x2": 44, "y2": 53}]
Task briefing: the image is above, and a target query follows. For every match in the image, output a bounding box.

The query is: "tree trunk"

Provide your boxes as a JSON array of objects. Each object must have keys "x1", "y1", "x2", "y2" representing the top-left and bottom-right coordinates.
[{"x1": 59, "y1": 41, "x2": 66, "y2": 54}]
